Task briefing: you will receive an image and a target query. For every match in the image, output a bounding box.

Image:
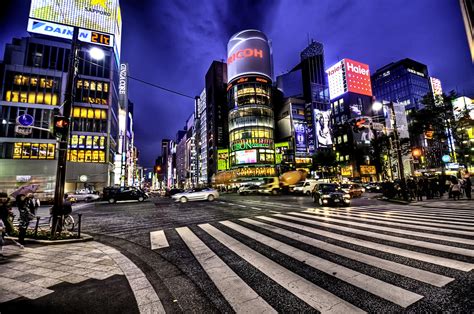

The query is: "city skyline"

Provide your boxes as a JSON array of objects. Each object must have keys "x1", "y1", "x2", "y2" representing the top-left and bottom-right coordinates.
[{"x1": 1, "y1": 0, "x2": 473, "y2": 166}]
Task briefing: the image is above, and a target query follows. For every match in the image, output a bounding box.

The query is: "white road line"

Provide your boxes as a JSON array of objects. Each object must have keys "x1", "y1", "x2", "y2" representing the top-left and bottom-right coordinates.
[
  {"x1": 236, "y1": 204, "x2": 247, "y2": 208},
  {"x1": 328, "y1": 208, "x2": 474, "y2": 227},
  {"x1": 250, "y1": 207, "x2": 262, "y2": 210},
  {"x1": 150, "y1": 230, "x2": 169, "y2": 250},
  {"x1": 271, "y1": 214, "x2": 473, "y2": 271},
  {"x1": 199, "y1": 223, "x2": 364, "y2": 313},
  {"x1": 304, "y1": 209, "x2": 474, "y2": 234},
  {"x1": 377, "y1": 209, "x2": 474, "y2": 221},
  {"x1": 221, "y1": 220, "x2": 423, "y2": 308},
  {"x1": 403, "y1": 206, "x2": 474, "y2": 217},
  {"x1": 242, "y1": 217, "x2": 453, "y2": 287},
  {"x1": 176, "y1": 227, "x2": 276, "y2": 313},
  {"x1": 299, "y1": 211, "x2": 474, "y2": 247}
]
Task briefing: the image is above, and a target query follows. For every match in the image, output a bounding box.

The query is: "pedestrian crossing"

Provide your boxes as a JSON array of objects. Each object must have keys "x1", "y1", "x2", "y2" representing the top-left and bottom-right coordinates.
[{"x1": 152, "y1": 205, "x2": 474, "y2": 312}]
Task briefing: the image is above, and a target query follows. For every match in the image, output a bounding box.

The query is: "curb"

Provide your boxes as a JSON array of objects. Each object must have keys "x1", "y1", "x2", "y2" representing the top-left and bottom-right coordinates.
[
  {"x1": 5, "y1": 233, "x2": 94, "y2": 245},
  {"x1": 377, "y1": 197, "x2": 411, "y2": 205}
]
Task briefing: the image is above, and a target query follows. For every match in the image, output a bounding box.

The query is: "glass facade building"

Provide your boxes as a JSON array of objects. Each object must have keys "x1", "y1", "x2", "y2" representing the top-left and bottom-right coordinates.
[{"x1": 371, "y1": 58, "x2": 431, "y2": 112}]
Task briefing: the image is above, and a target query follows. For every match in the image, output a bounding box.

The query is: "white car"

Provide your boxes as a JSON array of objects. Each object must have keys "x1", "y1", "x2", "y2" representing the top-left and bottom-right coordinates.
[
  {"x1": 172, "y1": 188, "x2": 219, "y2": 203},
  {"x1": 67, "y1": 190, "x2": 100, "y2": 202}
]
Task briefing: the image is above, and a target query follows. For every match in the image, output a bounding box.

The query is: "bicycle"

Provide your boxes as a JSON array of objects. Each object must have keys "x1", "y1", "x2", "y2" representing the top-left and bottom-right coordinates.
[{"x1": 49, "y1": 214, "x2": 75, "y2": 232}]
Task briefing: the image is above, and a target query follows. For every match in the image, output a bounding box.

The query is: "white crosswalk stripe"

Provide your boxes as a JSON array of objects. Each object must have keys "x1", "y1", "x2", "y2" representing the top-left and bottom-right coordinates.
[
  {"x1": 155, "y1": 205, "x2": 474, "y2": 312},
  {"x1": 176, "y1": 227, "x2": 276, "y2": 313},
  {"x1": 199, "y1": 223, "x2": 364, "y2": 313}
]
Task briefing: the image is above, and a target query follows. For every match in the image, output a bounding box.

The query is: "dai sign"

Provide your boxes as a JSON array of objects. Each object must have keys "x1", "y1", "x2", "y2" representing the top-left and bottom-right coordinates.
[{"x1": 326, "y1": 58, "x2": 372, "y2": 100}]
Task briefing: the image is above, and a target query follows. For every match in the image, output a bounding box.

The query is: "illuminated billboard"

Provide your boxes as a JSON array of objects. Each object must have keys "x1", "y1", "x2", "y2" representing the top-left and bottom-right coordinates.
[
  {"x1": 326, "y1": 58, "x2": 372, "y2": 100},
  {"x1": 29, "y1": 0, "x2": 121, "y2": 35},
  {"x1": 314, "y1": 109, "x2": 333, "y2": 148},
  {"x1": 430, "y1": 77, "x2": 442, "y2": 96},
  {"x1": 236, "y1": 150, "x2": 257, "y2": 164},
  {"x1": 227, "y1": 29, "x2": 272, "y2": 82},
  {"x1": 217, "y1": 149, "x2": 229, "y2": 171},
  {"x1": 293, "y1": 121, "x2": 307, "y2": 152}
]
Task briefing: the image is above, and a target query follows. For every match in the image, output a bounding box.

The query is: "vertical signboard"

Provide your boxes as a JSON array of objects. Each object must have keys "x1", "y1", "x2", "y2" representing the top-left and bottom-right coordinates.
[
  {"x1": 294, "y1": 121, "x2": 307, "y2": 152},
  {"x1": 217, "y1": 149, "x2": 229, "y2": 171},
  {"x1": 314, "y1": 109, "x2": 333, "y2": 148}
]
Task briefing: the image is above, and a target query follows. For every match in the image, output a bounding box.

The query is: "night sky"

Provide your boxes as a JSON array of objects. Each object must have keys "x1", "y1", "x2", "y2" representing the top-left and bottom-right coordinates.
[{"x1": 1, "y1": 0, "x2": 473, "y2": 167}]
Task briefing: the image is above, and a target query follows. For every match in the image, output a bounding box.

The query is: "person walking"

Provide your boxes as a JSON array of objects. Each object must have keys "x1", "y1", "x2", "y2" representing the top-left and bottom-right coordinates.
[
  {"x1": 0, "y1": 193, "x2": 14, "y2": 236},
  {"x1": 451, "y1": 180, "x2": 461, "y2": 201},
  {"x1": 416, "y1": 178, "x2": 424, "y2": 201},
  {"x1": 17, "y1": 194, "x2": 34, "y2": 245},
  {"x1": 464, "y1": 174, "x2": 472, "y2": 200}
]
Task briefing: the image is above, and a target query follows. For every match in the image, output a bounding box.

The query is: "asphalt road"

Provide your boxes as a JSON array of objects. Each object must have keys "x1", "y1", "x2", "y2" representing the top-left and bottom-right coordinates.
[{"x1": 75, "y1": 193, "x2": 474, "y2": 313}]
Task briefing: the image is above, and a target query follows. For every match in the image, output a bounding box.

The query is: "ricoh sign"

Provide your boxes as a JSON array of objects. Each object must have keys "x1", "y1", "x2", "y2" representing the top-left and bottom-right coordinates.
[
  {"x1": 326, "y1": 58, "x2": 372, "y2": 100},
  {"x1": 227, "y1": 29, "x2": 272, "y2": 82}
]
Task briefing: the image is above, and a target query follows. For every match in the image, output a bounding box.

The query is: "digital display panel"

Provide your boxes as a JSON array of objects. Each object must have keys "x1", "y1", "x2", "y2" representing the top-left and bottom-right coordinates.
[
  {"x1": 326, "y1": 58, "x2": 372, "y2": 99},
  {"x1": 430, "y1": 77, "x2": 443, "y2": 96},
  {"x1": 314, "y1": 109, "x2": 333, "y2": 148},
  {"x1": 227, "y1": 29, "x2": 272, "y2": 83},
  {"x1": 29, "y1": 0, "x2": 120, "y2": 35},
  {"x1": 218, "y1": 149, "x2": 229, "y2": 171},
  {"x1": 293, "y1": 121, "x2": 307, "y2": 152},
  {"x1": 235, "y1": 149, "x2": 257, "y2": 164}
]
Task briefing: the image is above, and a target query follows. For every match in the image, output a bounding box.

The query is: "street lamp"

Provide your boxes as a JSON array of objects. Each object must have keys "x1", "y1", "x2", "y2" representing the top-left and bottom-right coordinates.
[
  {"x1": 372, "y1": 100, "x2": 409, "y2": 201},
  {"x1": 89, "y1": 47, "x2": 105, "y2": 60}
]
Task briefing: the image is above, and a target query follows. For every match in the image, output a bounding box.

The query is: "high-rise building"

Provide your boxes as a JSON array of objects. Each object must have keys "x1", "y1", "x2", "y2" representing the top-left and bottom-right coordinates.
[
  {"x1": 227, "y1": 30, "x2": 276, "y2": 179},
  {"x1": 0, "y1": 34, "x2": 121, "y2": 197},
  {"x1": 196, "y1": 89, "x2": 208, "y2": 185},
  {"x1": 326, "y1": 58, "x2": 377, "y2": 180},
  {"x1": 459, "y1": 0, "x2": 474, "y2": 62},
  {"x1": 205, "y1": 61, "x2": 228, "y2": 182},
  {"x1": 371, "y1": 58, "x2": 431, "y2": 112}
]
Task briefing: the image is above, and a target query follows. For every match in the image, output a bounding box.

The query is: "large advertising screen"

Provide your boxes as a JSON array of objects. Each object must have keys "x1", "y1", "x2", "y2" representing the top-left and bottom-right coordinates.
[
  {"x1": 235, "y1": 150, "x2": 257, "y2": 164},
  {"x1": 227, "y1": 30, "x2": 272, "y2": 83},
  {"x1": 217, "y1": 149, "x2": 229, "y2": 171},
  {"x1": 326, "y1": 58, "x2": 372, "y2": 100},
  {"x1": 314, "y1": 109, "x2": 333, "y2": 148},
  {"x1": 29, "y1": 0, "x2": 121, "y2": 35},
  {"x1": 344, "y1": 59, "x2": 372, "y2": 97}
]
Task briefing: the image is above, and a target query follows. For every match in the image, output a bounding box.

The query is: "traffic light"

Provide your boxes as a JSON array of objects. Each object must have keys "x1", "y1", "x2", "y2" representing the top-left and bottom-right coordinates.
[
  {"x1": 154, "y1": 165, "x2": 162, "y2": 173},
  {"x1": 53, "y1": 116, "x2": 70, "y2": 140}
]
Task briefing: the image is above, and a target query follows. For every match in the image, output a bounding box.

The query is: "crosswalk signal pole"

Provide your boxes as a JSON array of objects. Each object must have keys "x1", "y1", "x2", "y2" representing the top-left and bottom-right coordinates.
[{"x1": 52, "y1": 27, "x2": 79, "y2": 234}]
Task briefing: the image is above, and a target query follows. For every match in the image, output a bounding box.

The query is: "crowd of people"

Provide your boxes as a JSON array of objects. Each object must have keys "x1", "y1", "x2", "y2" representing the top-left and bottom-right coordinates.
[
  {"x1": 0, "y1": 193, "x2": 40, "y2": 256},
  {"x1": 381, "y1": 173, "x2": 472, "y2": 201}
]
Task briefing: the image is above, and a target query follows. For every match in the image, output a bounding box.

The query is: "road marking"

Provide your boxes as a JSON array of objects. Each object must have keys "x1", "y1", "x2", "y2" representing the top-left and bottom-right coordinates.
[
  {"x1": 300, "y1": 211, "x2": 474, "y2": 247},
  {"x1": 150, "y1": 230, "x2": 169, "y2": 250},
  {"x1": 176, "y1": 227, "x2": 276, "y2": 313},
  {"x1": 222, "y1": 220, "x2": 423, "y2": 308},
  {"x1": 250, "y1": 207, "x2": 262, "y2": 210},
  {"x1": 328, "y1": 208, "x2": 474, "y2": 227},
  {"x1": 304, "y1": 209, "x2": 474, "y2": 234},
  {"x1": 247, "y1": 217, "x2": 453, "y2": 287},
  {"x1": 402, "y1": 206, "x2": 474, "y2": 218},
  {"x1": 271, "y1": 214, "x2": 473, "y2": 271},
  {"x1": 199, "y1": 223, "x2": 364, "y2": 313}
]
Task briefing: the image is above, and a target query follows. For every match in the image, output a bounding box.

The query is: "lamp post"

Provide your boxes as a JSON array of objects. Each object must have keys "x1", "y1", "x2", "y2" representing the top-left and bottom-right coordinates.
[
  {"x1": 372, "y1": 100, "x2": 408, "y2": 201},
  {"x1": 52, "y1": 28, "x2": 105, "y2": 234}
]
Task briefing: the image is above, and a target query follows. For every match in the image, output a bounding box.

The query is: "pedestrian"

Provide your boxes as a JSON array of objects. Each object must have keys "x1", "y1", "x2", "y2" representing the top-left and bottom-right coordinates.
[
  {"x1": 451, "y1": 180, "x2": 461, "y2": 201},
  {"x1": 416, "y1": 178, "x2": 424, "y2": 201},
  {"x1": 0, "y1": 193, "x2": 14, "y2": 235},
  {"x1": 17, "y1": 194, "x2": 34, "y2": 245},
  {"x1": 464, "y1": 174, "x2": 472, "y2": 200},
  {"x1": 423, "y1": 178, "x2": 431, "y2": 200},
  {"x1": 26, "y1": 193, "x2": 39, "y2": 216}
]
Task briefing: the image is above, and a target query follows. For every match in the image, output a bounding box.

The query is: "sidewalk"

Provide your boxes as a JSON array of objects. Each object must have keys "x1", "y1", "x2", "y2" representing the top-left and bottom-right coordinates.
[{"x1": 0, "y1": 241, "x2": 164, "y2": 313}]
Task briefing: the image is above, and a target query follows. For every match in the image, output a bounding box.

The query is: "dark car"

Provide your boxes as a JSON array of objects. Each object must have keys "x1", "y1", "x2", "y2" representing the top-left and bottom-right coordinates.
[
  {"x1": 238, "y1": 185, "x2": 260, "y2": 195},
  {"x1": 312, "y1": 183, "x2": 351, "y2": 207},
  {"x1": 165, "y1": 188, "x2": 185, "y2": 197},
  {"x1": 364, "y1": 182, "x2": 382, "y2": 193},
  {"x1": 340, "y1": 183, "x2": 365, "y2": 198},
  {"x1": 103, "y1": 186, "x2": 148, "y2": 204}
]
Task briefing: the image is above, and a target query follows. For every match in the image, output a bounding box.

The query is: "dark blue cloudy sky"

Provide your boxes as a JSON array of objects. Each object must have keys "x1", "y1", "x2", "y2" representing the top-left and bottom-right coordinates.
[{"x1": 1, "y1": 0, "x2": 473, "y2": 166}]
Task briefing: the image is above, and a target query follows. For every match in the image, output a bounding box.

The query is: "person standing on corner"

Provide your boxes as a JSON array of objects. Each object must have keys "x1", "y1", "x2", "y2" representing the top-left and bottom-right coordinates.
[
  {"x1": 464, "y1": 172, "x2": 472, "y2": 200},
  {"x1": 17, "y1": 194, "x2": 34, "y2": 245}
]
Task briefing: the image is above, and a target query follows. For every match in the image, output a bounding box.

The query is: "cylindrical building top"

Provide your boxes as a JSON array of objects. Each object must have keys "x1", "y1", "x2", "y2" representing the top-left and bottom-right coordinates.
[{"x1": 227, "y1": 29, "x2": 272, "y2": 83}]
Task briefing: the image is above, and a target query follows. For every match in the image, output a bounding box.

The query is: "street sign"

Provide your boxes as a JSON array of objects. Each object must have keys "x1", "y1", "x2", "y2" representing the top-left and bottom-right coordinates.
[
  {"x1": 15, "y1": 125, "x2": 32, "y2": 135},
  {"x1": 17, "y1": 114, "x2": 34, "y2": 126}
]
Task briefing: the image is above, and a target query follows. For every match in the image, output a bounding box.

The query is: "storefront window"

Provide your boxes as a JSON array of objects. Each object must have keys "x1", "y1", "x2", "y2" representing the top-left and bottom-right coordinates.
[{"x1": 12, "y1": 142, "x2": 55, "y2": 159}]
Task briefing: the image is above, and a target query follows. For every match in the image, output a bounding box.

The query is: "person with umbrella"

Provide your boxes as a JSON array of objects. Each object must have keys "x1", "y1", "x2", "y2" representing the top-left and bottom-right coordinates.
[{"x1": 17, "y1": 194, "x2": 34, "y2": 245}]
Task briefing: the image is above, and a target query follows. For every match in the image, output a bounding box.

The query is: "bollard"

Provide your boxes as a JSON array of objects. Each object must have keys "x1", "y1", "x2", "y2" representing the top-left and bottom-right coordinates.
[
  {"x1": 34, "y1": 216, "x2": 40, "y2": 238},
  {"x1": 77, "y1": 213, "x2": 82, "y2": 238}
]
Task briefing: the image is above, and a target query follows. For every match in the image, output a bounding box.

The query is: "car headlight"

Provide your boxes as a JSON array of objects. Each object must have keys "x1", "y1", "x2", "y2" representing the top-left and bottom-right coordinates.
[
  {"x1": 344, "y1": 194, "x2": 351, "y2": 198},
  {"x1": 322, "y1": 195, "x2": 331, "y2": 199}
]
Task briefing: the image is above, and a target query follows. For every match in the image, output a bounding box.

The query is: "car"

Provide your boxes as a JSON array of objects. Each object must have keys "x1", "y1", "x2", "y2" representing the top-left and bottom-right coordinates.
[
  {"x1": 238, "y1": 185, "x2": 260, "y2": 195},
  {"x1": 165, "y1": 188, "x2": 185, "y2": 197},
  {"x1": 340, "y1": 183, "x2": 365, "y2": 198},
  {"x1": 172, "y1": 188, "x2": 219, "y2": 203},
  {"x1": 312, "y1": 183, "x2": 351, "y2": 207},
  {"x1": 364, "y1": 182, "x2": 382, "y2": 193},
  {"x1": 291, "y1": 181, "x2": 305, "y2": 194},
  {"x1": 103, "y1": 186, "x2": 148, "y2": 204},
  {"x1": 67, "y1": 190, "x2": 100, "y2": 202}
]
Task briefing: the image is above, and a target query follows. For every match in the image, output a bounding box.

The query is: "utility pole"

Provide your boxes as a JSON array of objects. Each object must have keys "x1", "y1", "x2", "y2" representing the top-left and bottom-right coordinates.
[{"x1": 52, "y1": 27, "x2": 79, "y2": 233}]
